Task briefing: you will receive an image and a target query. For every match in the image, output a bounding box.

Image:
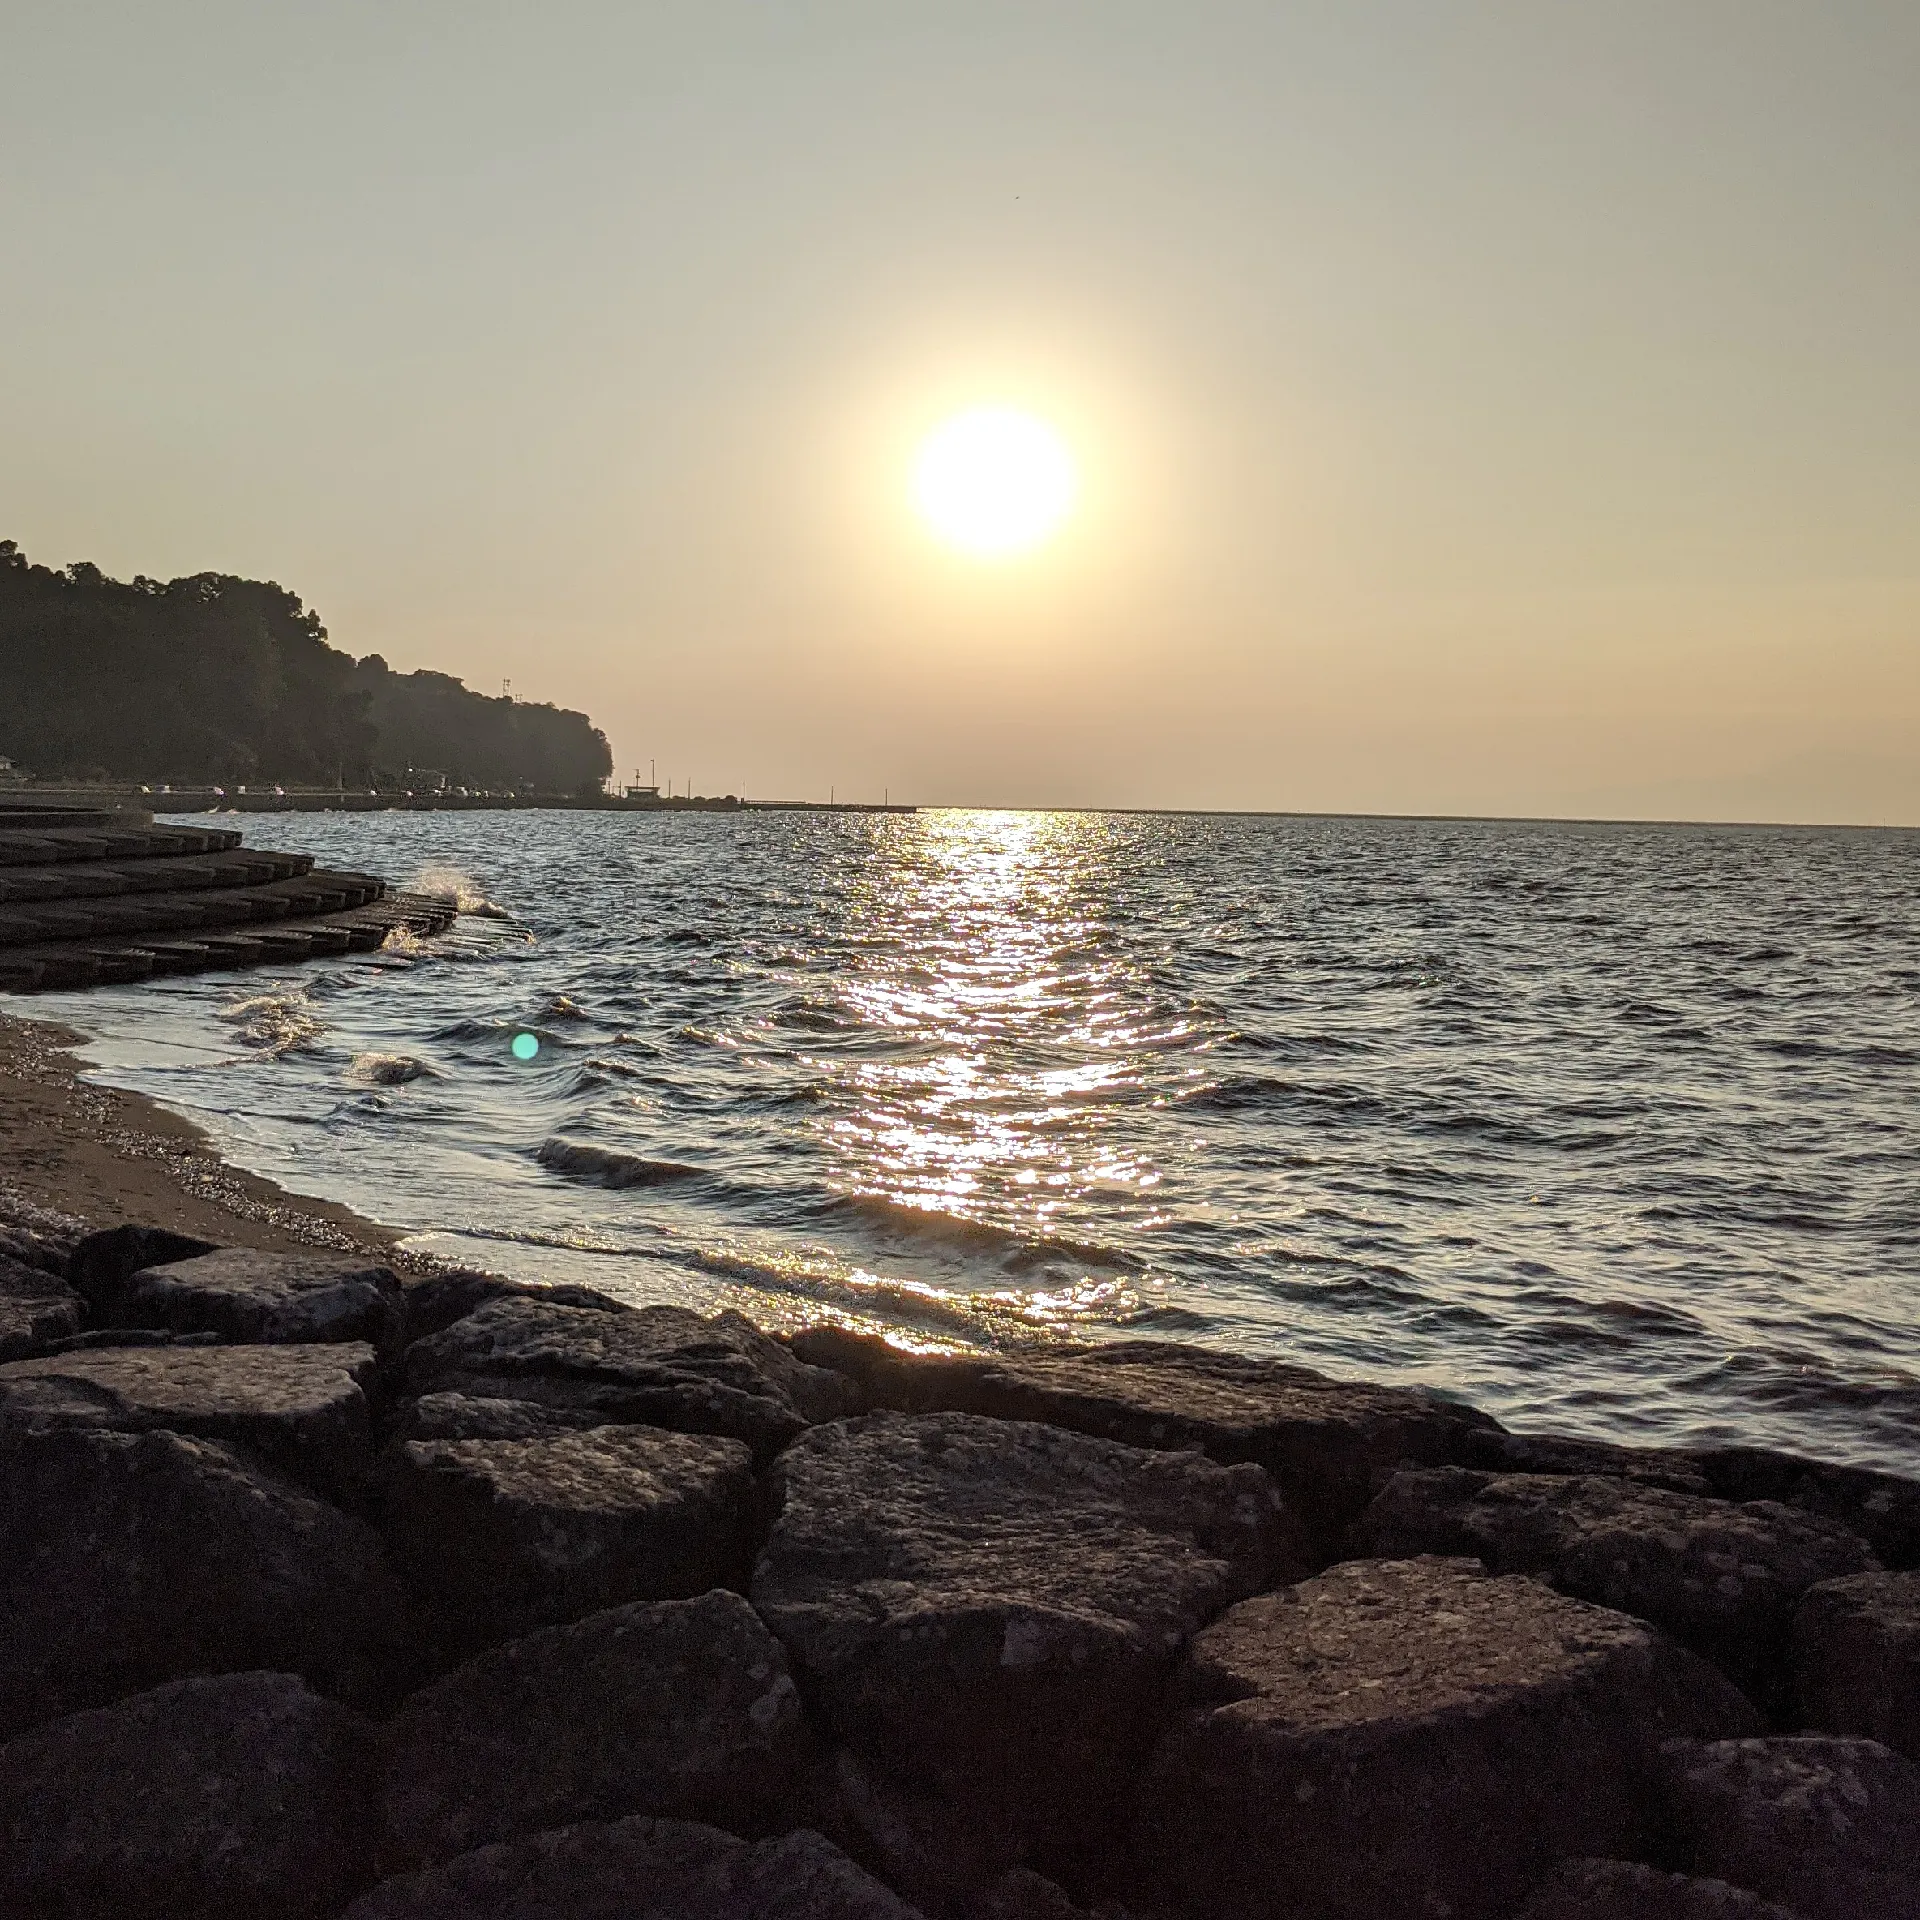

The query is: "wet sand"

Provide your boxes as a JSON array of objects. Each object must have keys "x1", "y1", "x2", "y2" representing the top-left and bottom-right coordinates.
[{"x1": 0, "y1": 1007, "x2": 403, "y2": 1259}]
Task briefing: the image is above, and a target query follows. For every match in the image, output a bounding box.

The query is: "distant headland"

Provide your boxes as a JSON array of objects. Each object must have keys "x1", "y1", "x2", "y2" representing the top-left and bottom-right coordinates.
[{"x1": 0, "y1": 540, "x2": 613, "y2": 797}]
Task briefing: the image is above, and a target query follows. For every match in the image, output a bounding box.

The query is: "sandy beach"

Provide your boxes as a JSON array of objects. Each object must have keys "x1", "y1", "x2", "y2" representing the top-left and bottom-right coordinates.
[{"x1": 0, "y1": 1005, "x2": 401, "y2": 1259}]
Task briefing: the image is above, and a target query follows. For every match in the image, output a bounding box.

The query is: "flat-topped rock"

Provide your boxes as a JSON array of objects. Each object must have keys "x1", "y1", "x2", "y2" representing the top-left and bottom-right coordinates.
[
  {"x1": 399, "y1": 1269, "x2": 630, "y2": 1345},
  {"x1": 1793, "y1": 1571, "x2": 1920, "y2": 1759},
  {"x1": 0, "y1": 1423, "x2": 404, "y2": 1736},
  {"x1": 790, "y1": 1328, "x2": 1499, "y2": 1549},
  {"x1": 381, "y1": 1590, "x2": 808, "y2": 1869},
  {"x1": 1461, "y1": 1427, "x2": 1716, "y2": 1495},
  {"x1": 407, "y1": 1300, "x2": 854, "y2": 1457},
  {"x1": 1513, "y1": 1860, "x2": 1804, "y2": 1919},
  {"x1": 396, "y1": 1389, "x2": 619, "y2": 1442},
  {"x1": 0, "y1": 1672, "x2": 379, "y2": 1920},
  {"x1": 751, "y1": 1410, "x2": 1298, "y2": 1856},
  {"x1": 1660, "y1": 1735, "x2": 1920, "y2": 1920},
  {"x1": 66, "y1": 1223, "x2": 220, "y2": 1313},
  {"x1": 342, "y1": 1816, "x2": 923, "y2": 1920},
  {"x1": 1354, "y1": 1467, "x2": 1875, "y2": 1699},
  {"x1": 381, "y1": 1423, "x2": 756, "y2": 1657},
  {"x1": 108, "y1": 1245, "x2": 405, "y2": 1355},
  {"x1": 1133, "y1": 1556, "x2": 1760, "y2": 1920},
  {"x1": 0, "y1": 1340, "x2": 381, "y2": 1496},
  {"x1": 1685, "y1": 1446, "x2": 1920, "y2": 1572},
  {"x1": 0, "y1": 1249, "x2": 83, "y2": 1360}
]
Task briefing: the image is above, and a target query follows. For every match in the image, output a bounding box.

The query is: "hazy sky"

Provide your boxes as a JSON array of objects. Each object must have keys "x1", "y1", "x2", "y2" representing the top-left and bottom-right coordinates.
[{"x1": 4, "y1": 2, "x2": 1917, "y2": 820}]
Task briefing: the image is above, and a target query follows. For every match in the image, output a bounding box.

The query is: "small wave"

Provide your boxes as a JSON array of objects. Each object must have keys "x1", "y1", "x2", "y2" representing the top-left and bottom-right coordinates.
[
  {"x1": 349, "y1": 1052, "x2": 436, "y2": 1087},
  {"x1": 219, "y1": 990, "x2": 323, "y2": 1058},
  {"x1": 411, "y1": 864, "x2": 511, "y2": 918},
  {"x1": 537, "y1": 1138, "x2": 707, "y2": 1188},
  {"x1": 811, "y1": 1187, "x2": 1147, "y2": 1276}
]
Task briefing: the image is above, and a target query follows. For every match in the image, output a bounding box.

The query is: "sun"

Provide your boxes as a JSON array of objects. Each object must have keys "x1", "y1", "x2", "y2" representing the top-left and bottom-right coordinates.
[{"x1": 912, "y1": 407, "x2": 1078, "y2": 558}]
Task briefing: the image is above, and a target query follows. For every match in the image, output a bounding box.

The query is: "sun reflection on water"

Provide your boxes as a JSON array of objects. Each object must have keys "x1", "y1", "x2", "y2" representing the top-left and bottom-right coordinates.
[{"x1": 783, "y1": 809, "x2": 1192, "y2": 1334}]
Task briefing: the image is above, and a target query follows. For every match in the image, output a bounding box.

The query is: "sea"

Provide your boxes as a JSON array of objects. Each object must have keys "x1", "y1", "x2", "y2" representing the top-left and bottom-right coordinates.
[{"x1": 28, "y1": 807, "x2": 1920, "y2": 1474}]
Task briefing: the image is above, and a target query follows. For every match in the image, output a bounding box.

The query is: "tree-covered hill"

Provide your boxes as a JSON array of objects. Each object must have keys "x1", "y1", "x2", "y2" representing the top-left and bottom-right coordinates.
[{"x1": 0, "y1": 540, "x2": 613, "y2": 793}]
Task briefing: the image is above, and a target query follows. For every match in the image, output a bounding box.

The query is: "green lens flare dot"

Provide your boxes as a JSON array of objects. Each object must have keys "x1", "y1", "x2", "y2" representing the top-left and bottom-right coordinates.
[{"x1": 511, "y1": 1032, "x2": 540, "y2": 1062}]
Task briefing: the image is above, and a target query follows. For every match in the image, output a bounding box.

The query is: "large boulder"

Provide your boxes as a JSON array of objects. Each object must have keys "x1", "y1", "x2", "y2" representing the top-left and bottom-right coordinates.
[
  {"x1": 1660, "y1": 1735, "x2": 1920, "y2": 1920},
  {"x1": 0, "y1": 1340, "x2": 381, "y2": 1497},
  {"x1": 380, "y1": 1422, "x2": 756, "y2": 1656},
  {"x1": 398, "y1": 1268, "x2": 629, "y2": 1345},
  {"x1": 66, "y1": 1223, "x2": 218, "y2": 1315},
  {"x1": 789, "y1": 1328, "x2": 1500, "y2": 1551},
  {"x1": 751, "y1": 1410, "x2": 1298, "y2": 1859},
  {"x1": 407, "y1": 1300, "x2": 853, "y2": 1457},
  {"x1": 1132, "y1": 1555, "x2": 1761, "y2": 1920},
  {"x1": 341, "y1": 1816, "x2": 923, "y2": 1920},
  {"x1": 1513, "y1": 1859, "x2": 1804, "y2": 1919},
  {"x1": 0, "y1": 1249, "x2": 83, "y2": 1360},
  {"x1": 102, "y1": 1246, "x2": 405, "y2": 1356},
  {"x1": 0, "y1": 1671, "x2": 380, "y2": 1920},
  {"x1": 1793, "y1": 1571, "x2": 1920, "y2": 1760},
  {"x1": 1685, "y1": 1446, "x2": 1920, "y2": 1572},
  {"x1": 0, "y1": 1423, "x2": 404, "y2": 1736},
  {"x1": 1460, "y1": 1427, "x2": 1716, "y2": 1494},
  {"x1": 395, "y1": 1389, "x2": 620, "y2": 1442},
  {"x1": 380, "y1": 1589, "x2": 808, "y2": 1868},
  {"x1": 1353, "y1": 1467, "x2": 1874, "y2": 1699}
]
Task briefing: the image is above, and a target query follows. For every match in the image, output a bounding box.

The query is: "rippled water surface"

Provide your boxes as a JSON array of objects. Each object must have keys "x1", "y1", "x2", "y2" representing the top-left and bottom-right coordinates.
[{"x1": 31, "y1": 808, "x2": 1920, "y2": 1471}]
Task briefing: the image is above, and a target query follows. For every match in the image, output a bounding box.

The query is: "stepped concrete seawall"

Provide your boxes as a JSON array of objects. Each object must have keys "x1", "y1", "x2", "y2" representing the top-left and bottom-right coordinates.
[
  {"x1": 0, "y1": 806, "x2": 455, "y2": 992},
  {"x1": 0, "y1": 1214, "x2": 1914, "y2": 1920}
]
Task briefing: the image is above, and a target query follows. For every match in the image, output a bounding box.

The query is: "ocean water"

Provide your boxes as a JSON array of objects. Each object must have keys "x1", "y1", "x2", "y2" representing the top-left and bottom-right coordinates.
[{"x1": 26, "y1": 807, "x2": 1920, "y2": 1473}]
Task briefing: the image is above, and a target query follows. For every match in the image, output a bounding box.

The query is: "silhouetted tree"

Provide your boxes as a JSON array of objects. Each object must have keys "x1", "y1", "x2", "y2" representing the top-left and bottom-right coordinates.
[{"x1": 0, "y1": 540, "x2": 612, "y2": 791}]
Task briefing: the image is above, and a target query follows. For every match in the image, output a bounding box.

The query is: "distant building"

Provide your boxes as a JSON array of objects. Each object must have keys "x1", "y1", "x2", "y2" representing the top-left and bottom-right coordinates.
[
  {"x1": 0, "y1": 755, "x2": 24, "y2": 784},
  {"x1": 623, "y1": 782, "x2": 661, "y2": 800}
]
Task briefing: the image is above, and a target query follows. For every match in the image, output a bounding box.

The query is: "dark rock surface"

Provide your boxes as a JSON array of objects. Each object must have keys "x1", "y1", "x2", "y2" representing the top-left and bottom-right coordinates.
[
  {"x1": 1461, "y1": 1427, "x2": 1716, "y2": 1494},
  {"x1": 380, "y1": 1589, "x2": 808, "y2": 1868},
  {"x1": 0, "y1": 1248, "x2": 83, "y2": 1359},
  {"x1": 107, "y1": 1245, "x2": 405, "y2": 1355},
  {"x1": 399, "y1": 1268, "x2": 628, "y2": 1345},
  {"x1": 0, "y1": 1422, "x2": 403, "y2": 1735},
  {"x1": 791, "y1": 1328, "x2": 1499, "y2": 1549},
  {"x1": 1353, "y1": 1467, "x2": 1875, "y2": 1698},
  {"x1": 810, "y1": 1746, "x2": 1024, "y2": 1916},
  {"x1": 341, "y1": 1816, "x2": 923, "y2": 1920},
  {"x1": 408, "y1": 1299, "x2": 853, "y2": 1457},
  {"x1": 1513, "y1": 1859, "x2": 1805, "y2": 1919},
  {"x1": 380, "y1": 1421, "x2": 756, "y2": 1654},
  {"x1": 0, "y1": 1671, "x2": 379, "y2": 1920},
  {"x1": 66, "y1": 1223, "x2": 219, "y2": 1315},
  {"x1": 1660, "y1": 1735, "x2": 1920, "y2": 1920},
  {"x1": 1133, "y1": 1555, "x2": 1761, "y2": 1920},
  {"x1": 1793, "y1": 1571, "x2": 1920, "y2": 1759},
  {"x1": 0, "y1": 1218, "x2": 76, "y2": 1277},
  {"x1": 1687, "y1": 1446, "x2": 1920, "y2": 1572},
  {"x1": 395, "y1": 1388, "x2": 618, "y2": 1442},
  {"x1": 968, "y1": 1868, "x2": 1113, "y2": 1920},
  {"x1": 752, "y1": 1410, "x2": 1297, "y2": 1858},
  {"x1": 0, "y1": 1339, "x2": 381, "y2": 1495}
]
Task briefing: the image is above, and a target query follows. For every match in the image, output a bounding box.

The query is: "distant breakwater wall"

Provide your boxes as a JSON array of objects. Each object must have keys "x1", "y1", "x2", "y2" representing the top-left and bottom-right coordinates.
[
  {"x1": 0, "y1": 1213, "x2": 1916, "y2": 1920},
  {"x1": 9, "y1": 785, "x2": 916, "y2": 816}
]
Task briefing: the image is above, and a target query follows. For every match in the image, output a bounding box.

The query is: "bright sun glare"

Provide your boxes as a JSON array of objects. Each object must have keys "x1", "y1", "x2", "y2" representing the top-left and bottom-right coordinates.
[{"x1": 912, "y1": 407, "x2": 1078, "y2": 559}]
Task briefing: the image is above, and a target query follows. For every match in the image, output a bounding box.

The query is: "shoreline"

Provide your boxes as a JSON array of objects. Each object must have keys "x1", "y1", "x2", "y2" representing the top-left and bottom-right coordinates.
[{"x1": 0, "y1": 1005, "x2": 403, "y2": 1260}]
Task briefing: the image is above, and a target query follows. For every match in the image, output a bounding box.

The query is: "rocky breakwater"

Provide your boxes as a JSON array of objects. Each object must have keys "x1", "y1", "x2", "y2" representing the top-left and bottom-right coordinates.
[{"x1": 0, "y1": 1218, "x2": 1916, "y2": 1920}]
